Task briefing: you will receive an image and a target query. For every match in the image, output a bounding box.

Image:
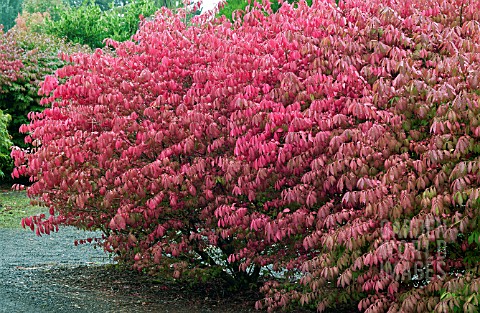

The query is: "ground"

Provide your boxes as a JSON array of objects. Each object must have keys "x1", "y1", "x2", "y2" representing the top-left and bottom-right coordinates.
[
  {"x1": 0, "y1": 188, "x2": 352, "y2": 312},
  {"x1": 0, "y1": 189, "x2": 264, "y2": 312}
]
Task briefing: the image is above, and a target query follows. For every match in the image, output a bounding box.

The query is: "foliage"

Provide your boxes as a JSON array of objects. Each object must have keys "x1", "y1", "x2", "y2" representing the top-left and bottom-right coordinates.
[
  {"x1": 216, "y1": 0, "x2": 247, "y2": 19},
  {"x1": 216, "y1": 0, "x2": 312, "y2": 20},
  {"x1": 0, "y1": 16, "x2": 89, "y2": 180},
  {"x1": 0, "y1": 0, "x2": 23, "y2": 31},
  {"x1": 45, "y1": 0, "x2": 105, "y2": 48},
  {"x1": 65, "y1": 0, "x2": 160, "y2": 11},
  {"x1": 22, "y1": 0, "x2": 68, "y2": 21},
  {"x1": 0, "y1": 29, "x2": 23, "y2": 86},
  {"x1": 13, "y1": 0, "x2": 480, "y2": 312},
  {"x1": 14, "y1": 11, "x2": 49, "y2": 33},
  {"x1": 45, "y1": 0, "x2": 170, "y2": 49},
  {"x1": 92, "y1": 0, "x2": 120, "y2": 10},
  {"x1": 103, "y1": 0, "x2": 163, "y2": 43},
  {"x1": 0, "y1": 110, "x2": 12, "y2": 178},
  {"x1": 0, "y1": 27, "x2": 23, "y2": 177}
]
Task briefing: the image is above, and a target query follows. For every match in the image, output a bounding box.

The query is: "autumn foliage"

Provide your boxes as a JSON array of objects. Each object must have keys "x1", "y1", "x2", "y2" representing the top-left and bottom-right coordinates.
[
  {"x1": 13, "y1": 0, "x2": 480, "y2": 311},
  {"x1": 0, "y1": 27, "x2": 23, "y2": 87}
]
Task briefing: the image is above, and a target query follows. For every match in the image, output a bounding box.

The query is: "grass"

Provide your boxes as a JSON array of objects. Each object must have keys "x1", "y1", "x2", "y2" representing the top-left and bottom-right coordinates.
[{"x1": 0, "y1": 188, "x2": 45, "y2": 228}]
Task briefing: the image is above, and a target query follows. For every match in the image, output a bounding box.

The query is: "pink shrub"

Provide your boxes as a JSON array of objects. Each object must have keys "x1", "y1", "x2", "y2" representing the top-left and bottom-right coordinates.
[
  {"x1": 14, "y1": 0, "x2": 480, "y2": 312},
  {"x1": 0, "y1": 28, "x2": 23, "y2": 87}
]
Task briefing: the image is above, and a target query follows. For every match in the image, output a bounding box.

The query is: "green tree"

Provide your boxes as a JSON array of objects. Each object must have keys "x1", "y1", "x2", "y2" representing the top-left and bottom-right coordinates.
[
  {"x1": 0, "y1": 0, "x2": 23, "y2": 31},
  {"x1": 63, "y1": 0, "x2": 110, "y2": 10},
  {"x1": 46, "y1": 0, "x2": 165, "y2": 48},
  {"x1": 22, "y1": 0, "x2": 67, "y2": 20},
  {"x1": 64, "y1": 0, "x2": 165, "y2": 10},
  {"x1": 46, "y1": 0, "x2": 106, "y2": 48}
]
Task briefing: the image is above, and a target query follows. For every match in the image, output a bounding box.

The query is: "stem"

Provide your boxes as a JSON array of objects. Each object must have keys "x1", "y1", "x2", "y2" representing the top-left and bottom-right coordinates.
[
  {"x1": 459, "y1": 4, "x2": 464, "y2": 27},
  {"x1": 194, "y1": 247, "x2": 239, "y2": 285}
]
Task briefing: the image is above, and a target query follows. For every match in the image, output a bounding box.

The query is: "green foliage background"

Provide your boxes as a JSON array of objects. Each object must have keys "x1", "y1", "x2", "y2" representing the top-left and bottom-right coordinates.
[
  {"x1": 216, "y1": 0, "x2": 313, "y2": 20},
  {"x1": 22, "y1": 0, "x2": 68, "y2": 20},
  {"x1": 0, "y1": 110, "x2": 12, "y2": 179},
  {"x1": 0, "y1": 0, "x2": 23, "y2": 31},
  {"x1": 45, "y1": 0, "x2": 170, "y2": 48}
]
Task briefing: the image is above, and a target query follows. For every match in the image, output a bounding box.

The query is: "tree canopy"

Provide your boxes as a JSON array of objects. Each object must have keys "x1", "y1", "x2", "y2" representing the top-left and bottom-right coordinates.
[{"x1": 0, "y1": 0, "x2": 23, "y2": 31}]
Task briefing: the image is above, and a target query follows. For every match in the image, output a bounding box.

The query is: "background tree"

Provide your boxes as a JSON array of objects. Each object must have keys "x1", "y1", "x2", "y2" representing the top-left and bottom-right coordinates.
[
  {"x1": 22, "y1": 0, "x2": 68, "y2": 21},
  {"x1": 64, "y1": 0, "x2": 174, "y2": 10},
  {"x1": 216, "y1": 0, "x2": 312, "y2": 20},
  {"x1": 45, "y1": 0, "x2": 167, "y2": 48},
  {"x1": 0, "y1": 0, "x2": 23, "y2": 31}
]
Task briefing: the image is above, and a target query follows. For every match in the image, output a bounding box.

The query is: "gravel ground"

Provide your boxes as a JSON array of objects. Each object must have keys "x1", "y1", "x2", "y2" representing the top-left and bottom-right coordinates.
[
  {"x1": 0, "y1": 189, "x2": 285, "y2": 313},
  {"x1": 0, "y1": 189, "x2": 342, "y2": 313},
  {"x1": 0, "y1": 227, "x2": 265, "y2": 313},
  {"x1": 0, "y1": 227, "x2": 111, "y2": 313}
]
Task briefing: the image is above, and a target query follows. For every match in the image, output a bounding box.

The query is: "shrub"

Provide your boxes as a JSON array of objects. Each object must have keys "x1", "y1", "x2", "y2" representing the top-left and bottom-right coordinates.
[
  {"x1": 0, "y1": 16, "x2": 89, "y2": 177},
  {"x1": 1, "y1": 16, "x2": 89, "y2": 148},
  {"x1": 0, "y1": 28, "x2": 23, "y2": 86},
  {"x1": 0, "y1": 26, "x2": 24, "y2": 176},
  {"x1": 14, "y1": 0, "x2": 480, "y2": 312}
]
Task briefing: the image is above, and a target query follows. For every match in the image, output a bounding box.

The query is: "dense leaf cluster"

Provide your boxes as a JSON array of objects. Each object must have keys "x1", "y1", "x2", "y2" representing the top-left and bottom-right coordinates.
[{"x1": 14, "y1": 0, "x2": 480, "y2": 312}]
